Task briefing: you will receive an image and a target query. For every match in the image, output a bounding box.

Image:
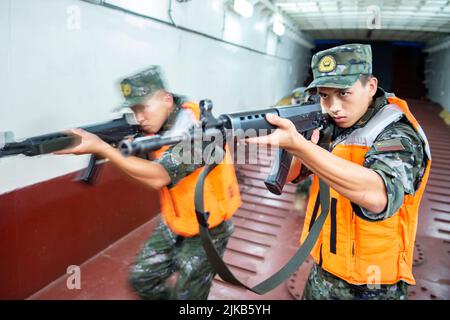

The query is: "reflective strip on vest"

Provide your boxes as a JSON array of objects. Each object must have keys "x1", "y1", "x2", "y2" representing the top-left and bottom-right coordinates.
[{"x1": 334, "y1": 104, "x2": 404, "y2": 148}]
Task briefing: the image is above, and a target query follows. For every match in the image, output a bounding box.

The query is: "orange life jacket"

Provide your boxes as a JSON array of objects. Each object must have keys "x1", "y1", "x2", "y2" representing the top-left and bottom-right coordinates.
[
  {"x1": 300, "y1": 96, "x2": 431, "y2": 285},
  {"x1": 153, "y1": 102, "x2": 241, "y2": 237}
]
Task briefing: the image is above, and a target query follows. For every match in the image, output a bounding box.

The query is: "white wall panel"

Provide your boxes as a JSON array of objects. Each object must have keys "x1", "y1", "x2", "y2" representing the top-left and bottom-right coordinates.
[
  {"x1": 0, "y1": 0, "x2": 310, "y2": 194},
  {"x1": 425, "y1": 40, "x2": 450, "y2": 112}
]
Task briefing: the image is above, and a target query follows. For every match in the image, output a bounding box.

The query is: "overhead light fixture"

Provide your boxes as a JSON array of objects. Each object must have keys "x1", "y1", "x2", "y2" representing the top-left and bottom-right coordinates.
[
  {"x1": 233, "y1": 0, "x2": 254, "y2": 18},
  {"x1": 272, "y1": 18, "x2": 285, "y2": 36}
]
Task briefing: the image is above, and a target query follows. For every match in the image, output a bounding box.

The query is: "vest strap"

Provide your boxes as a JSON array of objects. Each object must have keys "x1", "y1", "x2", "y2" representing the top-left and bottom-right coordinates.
[{"x1": 308, "y1": 190, "x2": 321, "y2": 231}]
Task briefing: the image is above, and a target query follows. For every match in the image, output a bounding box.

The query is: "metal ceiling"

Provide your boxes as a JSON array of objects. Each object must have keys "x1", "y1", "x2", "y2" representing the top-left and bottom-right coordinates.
[{"x1": 272, "y1": 0, "x2": 450, "y2": 42}]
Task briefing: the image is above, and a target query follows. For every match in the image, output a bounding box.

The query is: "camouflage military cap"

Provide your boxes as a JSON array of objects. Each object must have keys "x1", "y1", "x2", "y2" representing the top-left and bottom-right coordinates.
[
  {"x1": 306, "y1": 44, "x2": 372, "y2": 91},
  {"x1": 292, "y1": 87, "x2": 307, "y2": 102},
  {"x1": 120, "y1": 65, "x2": 167, "y2": 108}
]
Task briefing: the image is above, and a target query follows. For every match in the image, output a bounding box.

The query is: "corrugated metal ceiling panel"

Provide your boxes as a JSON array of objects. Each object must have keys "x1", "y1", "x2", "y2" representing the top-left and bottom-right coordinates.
[{"x1": 273, "y1": 0, "x2": 450, "y2": 41}]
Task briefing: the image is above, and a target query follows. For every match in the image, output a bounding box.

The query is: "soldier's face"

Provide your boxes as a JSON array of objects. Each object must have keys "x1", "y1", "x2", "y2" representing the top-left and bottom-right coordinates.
[
  {"x1": 132, "y1": 91, "x2": 173, "y2": 133},
  {"x1": 318, "y1": 77, "x2": 378, "y2": 128}
]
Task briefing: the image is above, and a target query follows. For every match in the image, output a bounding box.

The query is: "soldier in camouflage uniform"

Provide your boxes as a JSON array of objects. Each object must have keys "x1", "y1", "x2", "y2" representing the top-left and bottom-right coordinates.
[
  {"x1": 248, "y1": 44, "x2": 429, "y2": 300},
  {"x1": 291, "y1": 87, "x2": 308, "y2": 105},
  {"x1": 300, "y1": 83, "x2": 425, "y2": 300},
  {"x1": 56, "y1": 66, "x2": 235, "y2": 299},
  {"x1": 276, "y1": 86, "x2": 309, "y2": 106}
]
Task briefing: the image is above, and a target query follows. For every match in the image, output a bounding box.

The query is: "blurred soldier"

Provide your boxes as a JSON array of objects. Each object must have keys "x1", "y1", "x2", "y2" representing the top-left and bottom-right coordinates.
[
  {"x1": 275, "y1": 86, "x2": 308, "y2": 106},
  {"x1": 56, "y1": 66, "x2": 241, "y2": 299},
  {"x1": 248, "y1": 44, "x2": 431, "y2": 300},
  {"x1": 290, "y1": 87, "x2": 308, "y2": 105}
]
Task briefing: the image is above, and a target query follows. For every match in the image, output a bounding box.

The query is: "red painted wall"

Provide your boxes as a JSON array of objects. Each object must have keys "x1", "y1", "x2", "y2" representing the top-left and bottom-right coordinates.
[{"x1": 0, "y1": 163, "x2": 160, "y2": 299}]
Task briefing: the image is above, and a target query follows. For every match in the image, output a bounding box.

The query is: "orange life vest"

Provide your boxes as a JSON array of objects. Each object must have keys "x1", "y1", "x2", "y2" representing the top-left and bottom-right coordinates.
[
  {"x1": 153, "y1": 102, "x2": 241, "y2": 237},
  {"x1": 300, "y1": 96, "x2": 431, "y2": 285}
]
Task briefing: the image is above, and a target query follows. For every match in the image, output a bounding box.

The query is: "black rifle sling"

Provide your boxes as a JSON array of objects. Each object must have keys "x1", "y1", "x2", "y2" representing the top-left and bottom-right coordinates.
[{"x1": 194, "y1": 147, "x2": 330, "y2": 295}]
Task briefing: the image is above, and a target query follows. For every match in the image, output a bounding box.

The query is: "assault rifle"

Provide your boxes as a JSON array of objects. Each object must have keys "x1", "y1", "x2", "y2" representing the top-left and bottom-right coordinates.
[
  {"x1": 119, "y1": 97, "x2": 329, "y2": 195},
  {"x1": 0, "y1": 113, "x2": 144, "y2": 184}
]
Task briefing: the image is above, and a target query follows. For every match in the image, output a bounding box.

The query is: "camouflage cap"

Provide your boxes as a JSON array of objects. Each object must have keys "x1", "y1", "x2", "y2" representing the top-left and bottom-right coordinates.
[
  {"x1": 305, "y1": 44, "x2": 372, "y2": 91},
  {"x1": 119, "y1": 65, "x2": 167, "y2": 108},
  {"x1": 291, "y1": 86, "x2": 307, "y2": 102}
]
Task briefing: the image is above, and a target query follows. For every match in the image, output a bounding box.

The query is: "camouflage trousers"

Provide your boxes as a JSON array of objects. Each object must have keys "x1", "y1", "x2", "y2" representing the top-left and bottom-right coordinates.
[
  {"x1": 129, "y1": 219, "x2": 234, "y2": 300},
  {"x1": 302, "y1": 263, "x2": 409, "y2": 300}
]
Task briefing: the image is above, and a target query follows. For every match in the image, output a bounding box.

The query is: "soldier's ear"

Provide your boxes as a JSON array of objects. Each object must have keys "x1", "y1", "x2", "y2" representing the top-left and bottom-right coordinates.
[
  {"x1": 162, "y1": 91, "x2": 174, "y2": 106},
  {"x1": 367, "y1": 76, "x2": 378, "y2": 97}
]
